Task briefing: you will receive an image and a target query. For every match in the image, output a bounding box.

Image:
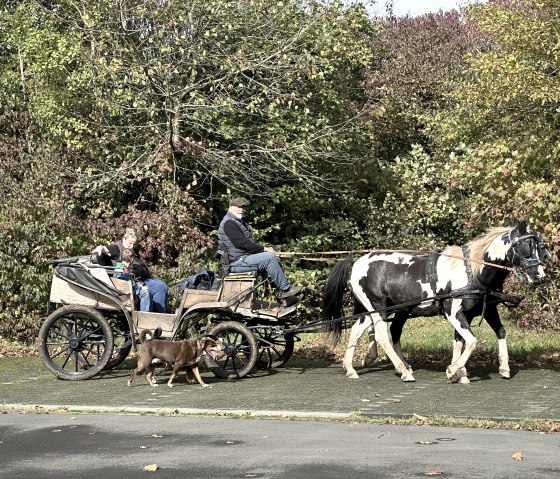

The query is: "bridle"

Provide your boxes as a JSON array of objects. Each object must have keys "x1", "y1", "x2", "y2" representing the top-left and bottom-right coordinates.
[{"x1": 506, "y1": 232, "x2": 542, "y2": 274}]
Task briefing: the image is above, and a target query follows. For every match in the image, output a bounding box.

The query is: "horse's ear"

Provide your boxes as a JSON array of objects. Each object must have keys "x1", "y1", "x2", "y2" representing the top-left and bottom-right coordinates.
[{"x1": 503, "y1": 216, "x2": 517, "y2": 227}]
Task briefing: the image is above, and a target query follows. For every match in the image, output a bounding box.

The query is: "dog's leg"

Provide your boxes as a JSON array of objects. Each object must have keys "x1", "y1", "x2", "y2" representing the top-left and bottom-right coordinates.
[
  {"x1": 146, "y1": 364, "x2": 159, "y2": 387},
  {"x1": 128, "y1": 368, "x2": 139, "y2": 387},
  {"x1": 185, "y1": 366, "x2": 196, "y2": 384},
  {"x1": 192, "y1": 366, "x2": 210, "y2": 388},
  {"x1": 167, "y1": 364, "x2": 182, "y2": 387},
  {"x1": 129, "y1": 357, "x2": 150, "y2": 387}
]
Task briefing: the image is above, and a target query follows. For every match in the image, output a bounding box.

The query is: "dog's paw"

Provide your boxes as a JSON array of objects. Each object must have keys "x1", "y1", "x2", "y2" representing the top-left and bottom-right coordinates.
[
  {"x1": 151, "y1": 383, "x2": 159, "y2": 388},
  {"x1": 200, "y1": 383, "x2": 211, "y2": 388},
  {"x1": 127, "y1": 381, "x2": 132, "y2": 387},
  {"x1": 167, "y1": 383, "x2": 174, "y2": 388}
]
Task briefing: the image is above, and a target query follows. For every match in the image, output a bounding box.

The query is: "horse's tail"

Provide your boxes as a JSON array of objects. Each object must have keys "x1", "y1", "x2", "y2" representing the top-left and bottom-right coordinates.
[{"x1": 323, "y1": 257, "x2": 354, "y2": 348}]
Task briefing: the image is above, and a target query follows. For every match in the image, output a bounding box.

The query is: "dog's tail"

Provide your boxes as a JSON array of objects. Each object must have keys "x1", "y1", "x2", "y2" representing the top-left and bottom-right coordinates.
[
  {"x1": 139, "y1": 326, "x2": 163, "y2": 343},
  {"x1": 140, "y1": 329, "x2": 154, "y2": 343}
]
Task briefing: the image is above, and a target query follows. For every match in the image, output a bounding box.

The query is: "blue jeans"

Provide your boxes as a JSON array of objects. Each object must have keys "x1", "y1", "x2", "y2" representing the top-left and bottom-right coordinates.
[
  {"x1": 133, "y1": 283, "x2": 152, "y2": 312},
  {"x1": 230, "y1": 252, "x2": 290, "y2": 291},
  {"x1": 144, "y1": 278, "x2": 169, "y2": 313}
]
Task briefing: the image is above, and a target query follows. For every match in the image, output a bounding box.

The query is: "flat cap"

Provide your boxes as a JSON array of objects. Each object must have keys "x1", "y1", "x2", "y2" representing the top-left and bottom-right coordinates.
[{"x1": 229, "y1": 197, "x2": 248, "y2": 207}]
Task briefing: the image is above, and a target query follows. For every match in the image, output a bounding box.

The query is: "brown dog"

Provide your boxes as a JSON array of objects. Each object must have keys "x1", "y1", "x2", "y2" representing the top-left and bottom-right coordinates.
[{"x1": 128, "y1": 329, "x2": 222, "y2": 388}]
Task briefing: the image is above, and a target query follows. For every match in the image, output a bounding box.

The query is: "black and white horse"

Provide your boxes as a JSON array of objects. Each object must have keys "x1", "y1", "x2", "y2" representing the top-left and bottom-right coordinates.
[{"x1": 323, "y1": 218, "x2": 547, "y2": 383}]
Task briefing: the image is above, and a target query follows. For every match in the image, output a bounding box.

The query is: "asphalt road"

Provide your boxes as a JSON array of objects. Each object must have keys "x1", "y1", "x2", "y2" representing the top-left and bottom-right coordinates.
[{"x1": 1, "y1": 413, "x2": 559, "y2": 479}]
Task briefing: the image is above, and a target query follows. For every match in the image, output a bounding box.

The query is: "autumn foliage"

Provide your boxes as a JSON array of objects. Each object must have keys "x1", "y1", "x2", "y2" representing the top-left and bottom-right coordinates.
[{"x1": 1, "y1": 0, "x2": 559, "y2": 341}]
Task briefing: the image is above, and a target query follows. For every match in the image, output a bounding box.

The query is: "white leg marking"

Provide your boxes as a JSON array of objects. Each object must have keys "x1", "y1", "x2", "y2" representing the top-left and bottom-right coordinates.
[
  {"x1": 498, "y1": 337, "x2": 510, "y2": 378},
  {"x1": 344, "y1": 318, "x2": 373, "y2": 379},
  {"x1": 445, "y1": 302, "x2": 477, "y2": 381},
  {"x1": 393, "y1": 340, "x2": 412, "y2": 374},
  {"x1": 372, "y1": 317, "x2": 415, "y2": 382}
]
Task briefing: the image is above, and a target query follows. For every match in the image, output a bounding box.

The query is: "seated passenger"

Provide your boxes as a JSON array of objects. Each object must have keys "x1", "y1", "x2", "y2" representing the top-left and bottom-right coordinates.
[
  {"x1": 217, "y1": 198, "x2": 302, "y2": 299},
  {"x1": 92, "y1": 228, "x2": 168, "y2": 313},
  {"x1": 118, "y1": 248, "x2": 152, "y2": 312}
]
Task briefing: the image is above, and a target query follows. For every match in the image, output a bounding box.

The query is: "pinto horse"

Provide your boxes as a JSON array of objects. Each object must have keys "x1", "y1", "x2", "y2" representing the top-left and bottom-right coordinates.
[{"x1": 323, "y1": 218, "x2": 546, "y2": 383}]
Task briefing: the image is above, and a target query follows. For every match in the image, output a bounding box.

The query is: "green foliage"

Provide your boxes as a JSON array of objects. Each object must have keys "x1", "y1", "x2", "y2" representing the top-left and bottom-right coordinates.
[
  {"x1": 2, "y1": 1, "x2": 560, "y2": 342},
  {"x1": 364, "y1": 145, "x2": 469, "y2": 249},
  {"x1": 431, "y1": 0, "x2": 560, "y2": 328}
]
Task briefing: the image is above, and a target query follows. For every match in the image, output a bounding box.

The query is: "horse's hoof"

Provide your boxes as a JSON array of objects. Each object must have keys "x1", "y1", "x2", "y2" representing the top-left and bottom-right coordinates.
[
  {"x1": 346, "y1": 371, "x2": 360, "y2": 379},
  {"x1": 401, "y1": 372, "x2": 416, "y2": 382},
  {"x1": 499, "y1": 368, "x2": 511, "y2": 379},
  {"x1": 458, "y1": 376, "x2": 470, "y2": 384},
  {"x1": 446, "y1": 366, "x2": 457, "y2": 380}
]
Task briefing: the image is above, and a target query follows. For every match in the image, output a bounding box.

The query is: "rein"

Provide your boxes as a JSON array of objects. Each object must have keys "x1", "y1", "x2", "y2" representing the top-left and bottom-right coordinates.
[{"x1": 277, "y1": 249, "x2": 518, "y2": 273}]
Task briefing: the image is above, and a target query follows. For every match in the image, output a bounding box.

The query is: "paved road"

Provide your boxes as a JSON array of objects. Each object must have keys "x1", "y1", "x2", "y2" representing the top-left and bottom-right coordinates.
[
  {"x1": 1, "y1": 356, "x2": 559, "y2": 421},
  {"x1": 1, "y1": 413, "x2": 559, "y2": 479}
]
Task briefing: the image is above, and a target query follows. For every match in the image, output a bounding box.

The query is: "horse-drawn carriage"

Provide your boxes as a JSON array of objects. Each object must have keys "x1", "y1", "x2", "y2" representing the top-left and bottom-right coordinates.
[
  {"x1": 38, "y1": 254, "x2": 303, "y2": 381},
  {"x1": 38, "y1": 217, "x2": 551, "y2": 385}
]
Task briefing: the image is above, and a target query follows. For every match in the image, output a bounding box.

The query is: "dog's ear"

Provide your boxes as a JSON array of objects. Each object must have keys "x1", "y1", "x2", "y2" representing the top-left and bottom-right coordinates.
[{"x1": 198, "y1": 336, "x2": 219, "y2": 349}]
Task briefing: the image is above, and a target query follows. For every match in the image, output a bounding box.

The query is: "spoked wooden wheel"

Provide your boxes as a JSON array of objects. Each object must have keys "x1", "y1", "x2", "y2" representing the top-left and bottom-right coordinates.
[
  {"x1": 205, "y1": 321, "x2": 258, "y2": 380},
  {"x1": 38, "y1": 305, "x2": 114, "y2": 380},
  {"x1": 104, "y1": 315, "x2": 132, "y2": 370},
  {"x1": 252, "y1": 328, "x2": 294, "y2": 369}
]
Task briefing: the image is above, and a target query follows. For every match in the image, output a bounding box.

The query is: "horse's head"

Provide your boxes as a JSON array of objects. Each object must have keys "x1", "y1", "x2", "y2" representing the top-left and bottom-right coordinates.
[
  {"x1": 504, "y1": 216, "x2": 552, "y2": 267},
  {"x1": 506, "y1": 217, "x2": 546, "y2": 283},
  {"x1": 534, "y1": 230, "x2": 552, "y2": 267}
]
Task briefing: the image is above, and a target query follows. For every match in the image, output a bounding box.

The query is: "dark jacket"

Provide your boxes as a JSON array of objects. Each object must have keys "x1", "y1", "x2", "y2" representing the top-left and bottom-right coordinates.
[
  {"x1": 96, "y1": 240, "x2": 152, "y2": 280},
  {"x1": 217, "y1": 212, "x2": 264, "y2": 262}
]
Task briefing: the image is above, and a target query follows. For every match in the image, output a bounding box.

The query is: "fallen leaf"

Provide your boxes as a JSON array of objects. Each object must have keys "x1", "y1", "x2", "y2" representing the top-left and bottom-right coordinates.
[
  {"x1": 52, "y1": 429, "x2": 61, "y2": 433},
  {"x1": 226, "y1": 440, "x2": 235, "y2": 444},
  {"x1": 512, "y1": 452, "x2": 523, "y2": 461},
  {"x1": 373, "y1": 393, "x2": 380, "y2": 397},
  {"x1": 393, "y1": 399, "x2": 401, "y2": 403},
  {"x1": 140, "y1": 446, "x2": 147, "y2": 449},
  {"x1": 361, "y1": 399, "x2": 370, "y2": 402},
  {"x1": 144, "y1": 464, "x2": 158, "y2": 471},
  {"x1": 425, "y1": 470, "x2": 442, "y2": 476},
  {"x1": 151, "y1": 434, "x2": 163, "y2": 438}
]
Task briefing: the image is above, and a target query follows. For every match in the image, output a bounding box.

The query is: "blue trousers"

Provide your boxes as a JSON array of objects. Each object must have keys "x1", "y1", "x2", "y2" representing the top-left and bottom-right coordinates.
[
  {"x1": 144, "y1": 278, "x2": 169, "y2": 313},
  {"x1": 133, "y1": 283, "x2": 152, "y2": 312},
  {"x1": 230, "y1": 252, "x2": 290, "y2": 291}
]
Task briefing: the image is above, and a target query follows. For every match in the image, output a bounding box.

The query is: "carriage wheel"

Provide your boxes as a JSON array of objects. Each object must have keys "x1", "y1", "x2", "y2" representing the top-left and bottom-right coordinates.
[
  {"x1": 38, "y1": 305, "x2": 114, "y2": 380},
  {"x1": 204, "y1": 321, "x2": 258, "y2": 380},
  {"x1": 253, "y1": 328, "x2": 294, "y2": 369},
  {"x1": 104, "y1": 315, "x2": 132, "y2": 370}
]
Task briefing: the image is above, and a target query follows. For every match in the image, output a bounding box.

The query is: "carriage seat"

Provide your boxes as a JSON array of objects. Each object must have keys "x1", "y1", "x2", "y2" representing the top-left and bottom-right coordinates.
[{"x1": 216, "y1": 241, "x2": 258, "y2": 278}]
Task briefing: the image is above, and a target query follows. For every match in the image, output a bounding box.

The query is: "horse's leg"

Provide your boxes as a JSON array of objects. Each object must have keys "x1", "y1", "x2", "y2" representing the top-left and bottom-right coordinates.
[
  {"x1": 343, "y1": 317, "x2": 373, "y2": 379},
  {"x1": 361, "y1": 327, "x2": 378, "y2": 367},
  {"x1": 451, "y1": 330, "x2": 469, "y2": 384},
  {"x1": 390, "y1": 315, "x2": 413, "y2": 374},
  {"x1": 372, "y1": 315, "x2": 415, "y2": 382},
  {"x1": 483, "y1": 305, "x2": 510, "y2": 378},
  {"x1": 445, "y1": 302, "x2": 477, "y2": 382}
]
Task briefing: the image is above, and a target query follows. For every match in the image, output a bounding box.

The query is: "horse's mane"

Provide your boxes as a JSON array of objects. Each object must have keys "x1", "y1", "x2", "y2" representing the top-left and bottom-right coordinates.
[{"x1": 445, "y1": 226, "x2": 511, "y2": 276}]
